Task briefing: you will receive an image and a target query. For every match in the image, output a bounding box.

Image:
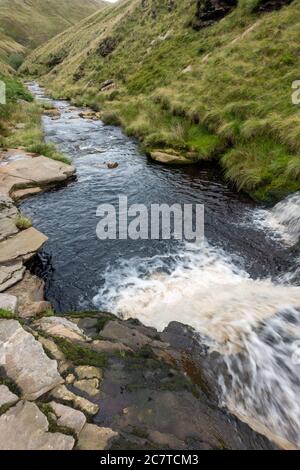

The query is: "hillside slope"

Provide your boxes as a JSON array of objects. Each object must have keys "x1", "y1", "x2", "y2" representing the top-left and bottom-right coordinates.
[
  {"x1": 22, "y1": 0, "x2": 300, "y2": 201},
  {"x1": 0, "y1": 0, "x2": 107, "y2": 68}
]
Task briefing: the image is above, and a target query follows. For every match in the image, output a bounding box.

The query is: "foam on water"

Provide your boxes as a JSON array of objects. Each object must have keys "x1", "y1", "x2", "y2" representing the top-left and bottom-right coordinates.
[{"x1": 94, "y1": 240, "x2": 300, "y2": 447}]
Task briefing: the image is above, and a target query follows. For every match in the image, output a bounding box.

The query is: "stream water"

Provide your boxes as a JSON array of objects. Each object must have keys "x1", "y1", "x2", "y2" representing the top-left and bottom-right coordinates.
[{"x1": 23, "y1": 82, "x2": 300, "y2": 448}]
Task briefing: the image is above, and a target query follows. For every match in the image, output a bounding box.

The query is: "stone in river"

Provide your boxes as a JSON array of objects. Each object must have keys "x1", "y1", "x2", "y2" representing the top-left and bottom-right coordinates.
[{"x1": 77, "y1": 424, "x2": 118, "y2": 450}]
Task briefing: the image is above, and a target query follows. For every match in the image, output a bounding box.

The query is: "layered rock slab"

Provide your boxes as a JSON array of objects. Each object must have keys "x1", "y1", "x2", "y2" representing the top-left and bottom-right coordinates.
[
  {"x1": 0, "y1": 153, "x2": 75, "y2": 199},
  {"x1": 0, "y1": 227, "x2": 48, "y2": 264},
  {"x1": 0, "y1": 401, "x2": 74, "y2": 450},
  {"x1": 0, "y1": 320, "x2": 63, "y2": 400}
]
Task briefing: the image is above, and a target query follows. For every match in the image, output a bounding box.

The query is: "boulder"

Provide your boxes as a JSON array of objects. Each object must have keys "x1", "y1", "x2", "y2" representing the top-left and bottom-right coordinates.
[
  {"x1": 50, "y1": 385, "x2": 99, "y2": 416},
  {"x1": 150, "y1": 150, "x2": 195, "y2": 165},
  {"x1": 0, "y1": 320, "x2": 63, "y2": 400},
  {"x1": 43, "y1": 108, "x2": 61, "y2": 119},
  {"x1": 193, "y1": 1, "x2": 237, "y2": 30},
  {"x1": 33, "y1": 316, "x2": 87, "y2": 341},
  {"x1": 77, "y1": 424, "x2": 118, "y2": 450},
  {"x1": 7, "y1": 271, "x2": 51, "y2": 318},
  {"x1": 106, "y1": 162, "x2": 119, "y2": 169},
  {"x1": 49, "y1": 402, "x2": 86, "y2": 435},
  {"x1": 0, "y1": 293, "x2": 18, "y2": 313},
  {"x1": 0, "y1": 385, "x2": 18, "y2": 407},
  {"x1": 79, "y1": 111, "x2": 96, "y2": 120},
  {"x1": 0, "y1": 154, "x2": 75, "y2": 198},
  {"x1": 0, "y1": 401, "x2": 74, "y2": 450},
  {"x1": 0, "y1": 228, "x2": 48, "y2": 264},
  {"x1": 0, "y1": 262, "x2": 25, "y2": 292}
]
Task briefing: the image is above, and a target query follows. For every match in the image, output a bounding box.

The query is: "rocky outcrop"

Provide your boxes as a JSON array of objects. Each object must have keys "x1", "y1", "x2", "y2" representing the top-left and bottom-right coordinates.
[
  {"x1": 193, "y1": 0, "x2": 237, "y2": 30},
  {"x1": 97, "y1": 37, "x2": 118, "y2": 58},
  {"x1": 254, "y1": 0, "x2": 293, "y2": 13},
  {"x1": 0, "y1": 311, "x2": 278, "y2": 450},
  {"x1": 7, "y1": 271, "x2": 51, "y2": 318}
]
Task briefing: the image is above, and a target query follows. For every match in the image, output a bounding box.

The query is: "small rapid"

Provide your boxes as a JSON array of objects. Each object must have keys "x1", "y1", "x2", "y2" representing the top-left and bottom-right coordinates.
[{"x1": 23, "y1": 83, "x2": 300, "y2": 448}]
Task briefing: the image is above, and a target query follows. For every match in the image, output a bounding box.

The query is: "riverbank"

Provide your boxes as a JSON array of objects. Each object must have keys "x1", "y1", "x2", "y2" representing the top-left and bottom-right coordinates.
[
  {"x1": 21, "y1": 0, "x2": 300, "y2": 203},
  {"x1": 0, "y1": 147, "x2": 75, "y2": 315}
]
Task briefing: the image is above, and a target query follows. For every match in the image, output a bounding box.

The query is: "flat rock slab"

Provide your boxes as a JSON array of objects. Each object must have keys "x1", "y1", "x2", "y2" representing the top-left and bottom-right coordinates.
[
  {"x1": 0, "y1": 155, "x2": 75, "y2": 198},
  {"x1": 77, "y1": 424, "x2": 118, "y2": 450},
  {"x1": 0, "y1": 320, "x2": 63, "y2": 400},
  {"x1": 100, "y1": 321, "x2": 152, "y2": 350},
  {"x1": 33, "y1": 317, "x2": 87, "y2": 341},
  {"x1": 0, "y1": 385, "x2": 18, "y2": 407},
  {"x1": 0, "y1": 293, "x2": 18, "y2": 313},
  {"x1": 7, "y1": 271, "x2": 51, "y2": 318},
  {"x1": 50, "y1": 402, "x2": 86, "y2": 435},
  {"x1": 0, "y1": 401, "x2": 74, "y2": 450},
  {"x1": 90, "y1": 339, "x2": 132, "y2": 354},
  {"x1": 0, "y1": 227, "x2": 48, "y2": 264},
  {"x1": 0, "y1": 262, "x2": 25, "y2": 292}
]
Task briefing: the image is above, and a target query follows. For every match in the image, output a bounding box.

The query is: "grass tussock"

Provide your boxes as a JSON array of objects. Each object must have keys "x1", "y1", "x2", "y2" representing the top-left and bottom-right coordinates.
[{"x1": 15, "y1": 214, "x2": 32, "y2": 230}]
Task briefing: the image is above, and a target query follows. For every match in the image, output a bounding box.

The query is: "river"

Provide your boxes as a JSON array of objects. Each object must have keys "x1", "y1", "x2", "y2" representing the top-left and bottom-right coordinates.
[{"x1": 22, "y1": 82, "x2": 300, "y2": 448}]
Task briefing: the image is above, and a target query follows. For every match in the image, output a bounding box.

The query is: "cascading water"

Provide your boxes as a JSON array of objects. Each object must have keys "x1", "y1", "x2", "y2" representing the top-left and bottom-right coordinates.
[
  {"x1": 252, "y1": 191, "x2": 300, "y2": 246},
  {"x1": 95, "y1": 194, "x2": 300, "y2": 448}
]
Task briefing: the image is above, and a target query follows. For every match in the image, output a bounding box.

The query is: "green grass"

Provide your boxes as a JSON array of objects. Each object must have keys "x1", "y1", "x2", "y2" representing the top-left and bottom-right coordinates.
[
  {"x1": 52, "y1": 337, "x2": 108, "y2": 368},
  {"x1": 0, "y1": 309, "x2": 16, "y2": 319},
  {"x1": 21, "y1": 0, "x2": 300, "y2": 202},
  {"x1": 26, "y1": 143, "x2": 71, "y2": 165},
  {"x1": 0, "y1": 74, "x2": 70, "y2": 164}
]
